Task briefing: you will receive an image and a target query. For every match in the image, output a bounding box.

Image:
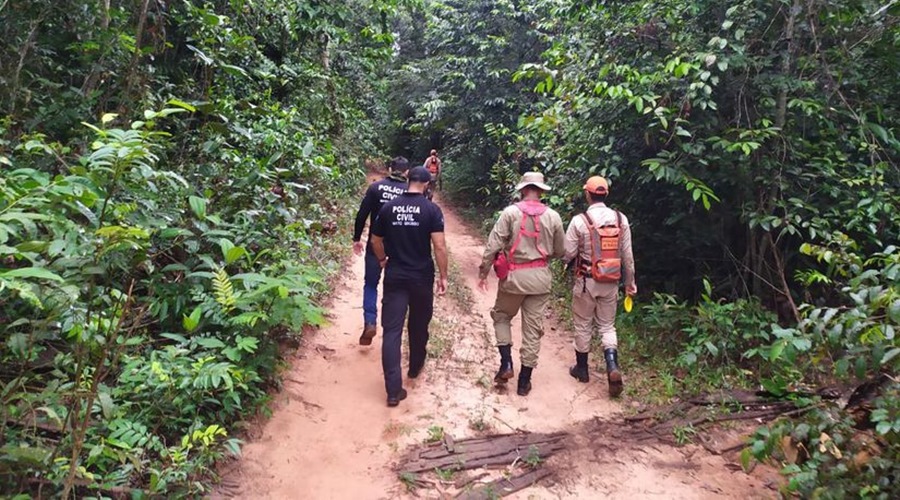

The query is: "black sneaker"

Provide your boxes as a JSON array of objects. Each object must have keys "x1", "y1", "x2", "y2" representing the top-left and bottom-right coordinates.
[
  {"x1": 387, "y1": 388, "x2": 408, "y2": 407},
  {"x1": 517, "y1": 366, "x2": 533, "y2": 396},
  {"x1": 407, "y1": 362, "x2": 425, "y2": 379},
  {"x1": 569, "y1": 364, "x2": 589, "y2": 383},
  {"x1": 494, "y1": 362, "x2": 514, "y2": 383},
  {"x1": 359, "y1": 324, "x2": 376, "y2": 346},
  {"x1": 516, "y1": 380, "x2": 532, "y2": 396}
]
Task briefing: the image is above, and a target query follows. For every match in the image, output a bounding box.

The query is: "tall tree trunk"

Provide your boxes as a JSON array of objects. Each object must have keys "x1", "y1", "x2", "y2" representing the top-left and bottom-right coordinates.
[
  {"x1": 775, "y1": 0, "x2": 801, "y2": 129},
  {"x1": 10, "y1": 21, "x2": 40, "y2": 116},
  {"x1": 124, "y1": 0, "x2": 152, "y2": 102},
  {"x1": 759, "y1": 0, "x2": 803, "y2": 323},
  {"x1": 101, "y1": 0, "x2": 110, "y2": 30},
  {"x1": 768, "y1": 233, "x2": 801, "y2": 323},
  {"x1": 321, "y1": 33, "x2": 343, "y2": 137}
]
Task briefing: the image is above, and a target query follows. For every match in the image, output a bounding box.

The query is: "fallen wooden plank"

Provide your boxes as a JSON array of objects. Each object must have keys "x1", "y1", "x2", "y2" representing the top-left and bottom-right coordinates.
[
  {"x1": 414, "y1": 436, "x2": 566, "y2": 462},
  {"x1": 444, "y1": 432, "x2": 456, "y2": 453},
  {"x1": 456, "y1": 467, "x2": 553, "y2": 499},
  {"x1": 401, "y1": 440, "x2": 566, "y2": 473},
  {"x1": 403, "y1": 432, "x2": 567, "y2": 464},
  {"x1": 414, "y1": 432, "x2": 564, "y2": 457}
]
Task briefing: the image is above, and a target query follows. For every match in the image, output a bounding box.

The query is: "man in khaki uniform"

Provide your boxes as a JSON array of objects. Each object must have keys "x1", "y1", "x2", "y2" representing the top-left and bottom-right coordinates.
[
  {"x1": 478, "y1": 172, "x2": 565, "y2": 396},
  {"x1": 564, "y1": 176, "x2": 636, "y2": 397}
]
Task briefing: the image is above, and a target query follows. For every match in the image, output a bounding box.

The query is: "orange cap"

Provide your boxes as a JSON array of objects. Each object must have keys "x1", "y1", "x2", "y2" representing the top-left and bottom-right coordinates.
[{"x1": 583, "y1": 176, "x2": 609, "y2": 194}]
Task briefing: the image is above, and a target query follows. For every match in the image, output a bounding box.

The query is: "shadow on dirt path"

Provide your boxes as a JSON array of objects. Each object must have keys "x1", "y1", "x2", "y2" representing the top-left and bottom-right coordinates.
[{"x1": 214, "y1": 183, "x2": 777, "y2": 499}]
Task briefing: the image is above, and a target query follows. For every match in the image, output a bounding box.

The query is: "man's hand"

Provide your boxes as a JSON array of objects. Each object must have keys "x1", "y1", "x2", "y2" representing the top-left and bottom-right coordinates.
[
  {"x1": 477, "y1": 278, "x2": 488, "y2": 293},
  {"x1": 437, "y1": 276, "x2": 448, "y2": 296},
  {"x1": 626, "y1": 283, "x2": 638, "y2": 296},
  {"x1": 353, "y1": 241, "x2": 364, "y2": 256},
  {"x1": 378, "y1": 256, "x2": 388, "y2": 269}
]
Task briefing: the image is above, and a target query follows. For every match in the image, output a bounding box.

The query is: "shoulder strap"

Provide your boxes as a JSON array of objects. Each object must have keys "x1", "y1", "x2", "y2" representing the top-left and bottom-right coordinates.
[
  {"x1": 581, "y1": 212, "x2": 595, "y2": 228},
  {"x1": 583, "y1": 211, "x2": 601, "y2": 267},
  {"x1": 508, "y1": 209, "x2": 547, "y2": 263}
]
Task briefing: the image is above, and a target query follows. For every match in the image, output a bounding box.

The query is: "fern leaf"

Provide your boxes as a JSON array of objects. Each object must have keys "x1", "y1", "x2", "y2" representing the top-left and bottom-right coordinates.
[
  {"x1": 230, "y1": 311, "x2": 267, "y2": 328},
  {"x1": 213, "y1": 267, "x2": 236, "y2": 313}
]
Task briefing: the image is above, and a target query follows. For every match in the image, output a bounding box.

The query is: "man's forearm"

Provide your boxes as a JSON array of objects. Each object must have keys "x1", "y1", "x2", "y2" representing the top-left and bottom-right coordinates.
[
  {"x1": 371, "y1": 236, "x2": 386, "y2": 261},
  {"x1": 479, "y1": 218, "x2": 508, "y2": 278},
  {"x1": 436, "y1": 247, "x2": 448, "y2": 279},
  {"x1": 353, "y1": 209, "x2": 369, "y2": 241}
]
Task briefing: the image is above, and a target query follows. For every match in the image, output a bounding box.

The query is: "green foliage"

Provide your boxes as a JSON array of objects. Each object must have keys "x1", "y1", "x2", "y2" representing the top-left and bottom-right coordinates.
[
  {"x1": 523, "y1": 444, "x2": 543, "y2": 467},
  {"x1": 384, "y1": 0, "x2": 549, "y2": 203},
  {"x1": 673, "y1": 424, "x2": 699, "y2": 446},
  {"x1": 0, "y1": 0, "x2": 400, "y2": 495},
  {"x1": 629, "y1": 288, "x2": 776, "y2": 371},
  {"x1": 744, "y1": 384, "x2": 900, "y2": 499},
  {"x1": 425, "y1": 425, "x2": 445, "y2": 443}
]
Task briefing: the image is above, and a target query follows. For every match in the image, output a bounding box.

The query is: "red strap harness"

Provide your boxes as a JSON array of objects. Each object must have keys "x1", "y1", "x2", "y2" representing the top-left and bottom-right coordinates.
[{"x1": 507, "y1": 201, "x2": 548, "y2": 271}]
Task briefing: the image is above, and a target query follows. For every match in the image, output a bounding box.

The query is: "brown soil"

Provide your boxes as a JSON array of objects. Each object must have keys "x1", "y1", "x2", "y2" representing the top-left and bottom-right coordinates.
[{"x1": 213, "y1": 186, "x2": 780, "y2": 499}]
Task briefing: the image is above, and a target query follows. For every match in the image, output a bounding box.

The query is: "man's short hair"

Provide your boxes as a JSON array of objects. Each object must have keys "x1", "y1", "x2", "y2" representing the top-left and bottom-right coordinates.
[
  {"x1": 389, "y1": 156, "x2": 410, "y2": 172},
  {"x1": 588, "y1": 192, "x2": 607, "y2": 204}
]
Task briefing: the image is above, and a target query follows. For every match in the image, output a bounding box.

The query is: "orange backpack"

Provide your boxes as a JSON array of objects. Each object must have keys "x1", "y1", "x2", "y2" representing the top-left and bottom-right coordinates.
[
  {"x1": 427, "y1": 156, "x2": 440, "y2": 175},
  {"x1": 578, "y1": 210, "x2": 622, "y2": 283}
]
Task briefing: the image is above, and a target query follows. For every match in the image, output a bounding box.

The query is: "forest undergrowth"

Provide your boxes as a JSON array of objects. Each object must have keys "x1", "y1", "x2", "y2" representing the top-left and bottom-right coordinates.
[{"x1": 0, "y1": 0, "x2": 400, "y2": 496}]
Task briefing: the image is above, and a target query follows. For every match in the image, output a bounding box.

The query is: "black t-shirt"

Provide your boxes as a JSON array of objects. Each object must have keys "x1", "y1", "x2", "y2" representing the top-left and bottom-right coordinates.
[
  {"x1": 371, "y1": 192, "x2": 445, "y2": 283},
  {"x1": 353, "y1": 173, "x2": 408, "y2": 242}
]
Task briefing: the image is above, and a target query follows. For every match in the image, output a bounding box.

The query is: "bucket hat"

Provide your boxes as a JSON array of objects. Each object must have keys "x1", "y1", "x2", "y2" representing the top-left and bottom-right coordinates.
[{"x1": 514, "y1": 171, "x2": 551, "y2": 191}]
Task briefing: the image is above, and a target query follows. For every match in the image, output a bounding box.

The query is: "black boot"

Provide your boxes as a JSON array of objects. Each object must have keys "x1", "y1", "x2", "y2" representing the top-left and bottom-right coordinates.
[
  {"x1": 569, "y1": 351, "x2": 589, "y2": 383},
  {"x1": 604, "y1": 348, "x2": 623, "y2": 397},
  {"x1": 494, "y1": 345, "x2": 514, "y2": 383},
  {"x1": 517, "y1": 366, "x2": 533, "y2": 396}
]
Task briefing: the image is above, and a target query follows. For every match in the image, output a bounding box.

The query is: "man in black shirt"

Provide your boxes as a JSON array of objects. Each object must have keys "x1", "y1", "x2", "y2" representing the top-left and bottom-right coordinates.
[
  {"x1": 353, "y1": 157, "x2": 410, "y2": 346},
  {"x1": 371, "y1": 166, "x2": 448, "y2": 407}
]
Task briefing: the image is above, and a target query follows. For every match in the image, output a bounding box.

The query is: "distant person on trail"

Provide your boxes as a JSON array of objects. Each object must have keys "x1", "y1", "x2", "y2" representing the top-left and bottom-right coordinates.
[
  {"x1": 353, "y1": 157, "x2": 410, "y2": 346},
  {"x1": 477, "y1": 172, "x2": 565, "y2": 397},
  {"x1": 370, "y1": 166, "x2": 449, "y2": 407},
  {"x1": 423, "y1": 149, "x2": 442, "y2": 200},
  {"x1": 564, "y1": 176, "x2": 636, "y2": 398}
]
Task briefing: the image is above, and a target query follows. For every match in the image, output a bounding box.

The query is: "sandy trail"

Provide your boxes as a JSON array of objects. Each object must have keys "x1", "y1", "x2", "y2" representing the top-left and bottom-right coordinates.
[{"x1": 215, "y1": 186, "x2": 775, "y2": 499}]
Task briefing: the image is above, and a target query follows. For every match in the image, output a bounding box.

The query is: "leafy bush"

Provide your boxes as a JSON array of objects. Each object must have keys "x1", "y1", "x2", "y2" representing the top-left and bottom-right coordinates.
[
  {"x1": 628, "y1": 284, "x2": 776, "y2": 371},
  {"x1": 0, "y1": 111, "x2": 345, "y2": 495},
  {"x1": 744, "y1": 383, "x2": 900, "y2": 499},
  {"x1": 0, "y1": 0, "x2": 399, "y2": 495}
]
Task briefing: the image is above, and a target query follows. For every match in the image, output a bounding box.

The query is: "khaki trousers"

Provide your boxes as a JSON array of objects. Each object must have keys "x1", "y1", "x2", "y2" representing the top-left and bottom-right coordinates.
[
  {"x1": 572, "y1": 277, "x2": 619, "y2": 353},
  {"x1": 490, "y1": 291, "x2": 549, "y2": 368}
]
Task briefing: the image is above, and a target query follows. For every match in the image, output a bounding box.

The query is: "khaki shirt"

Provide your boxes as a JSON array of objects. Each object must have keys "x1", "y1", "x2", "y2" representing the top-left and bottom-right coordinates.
[
  {"x1": 564, "y1": 202, "x2": 636, "y2": 289},
  {"x1": 479, "y1": 202, "x2": 566, "y2": 295}
]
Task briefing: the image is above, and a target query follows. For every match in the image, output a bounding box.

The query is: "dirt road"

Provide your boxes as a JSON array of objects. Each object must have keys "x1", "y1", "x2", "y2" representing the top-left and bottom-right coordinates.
[{"x1": 215, "y1": 189, "x2": 776, "y2": 499}]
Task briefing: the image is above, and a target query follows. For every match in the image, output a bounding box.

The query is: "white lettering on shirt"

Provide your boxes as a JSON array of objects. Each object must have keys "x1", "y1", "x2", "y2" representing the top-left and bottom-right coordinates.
[
  {"x1": 391, "y1": 204, "x2": 422, "y2": 227},
  {"x1": 378, "y1": 183, "x2": 405, "y2": 204}
]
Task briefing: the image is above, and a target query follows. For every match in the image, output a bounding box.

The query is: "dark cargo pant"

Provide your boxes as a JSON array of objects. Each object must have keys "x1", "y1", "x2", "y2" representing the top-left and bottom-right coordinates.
[{"x1": 381, "y1": 279, "x2": 434, "y2": 399}]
